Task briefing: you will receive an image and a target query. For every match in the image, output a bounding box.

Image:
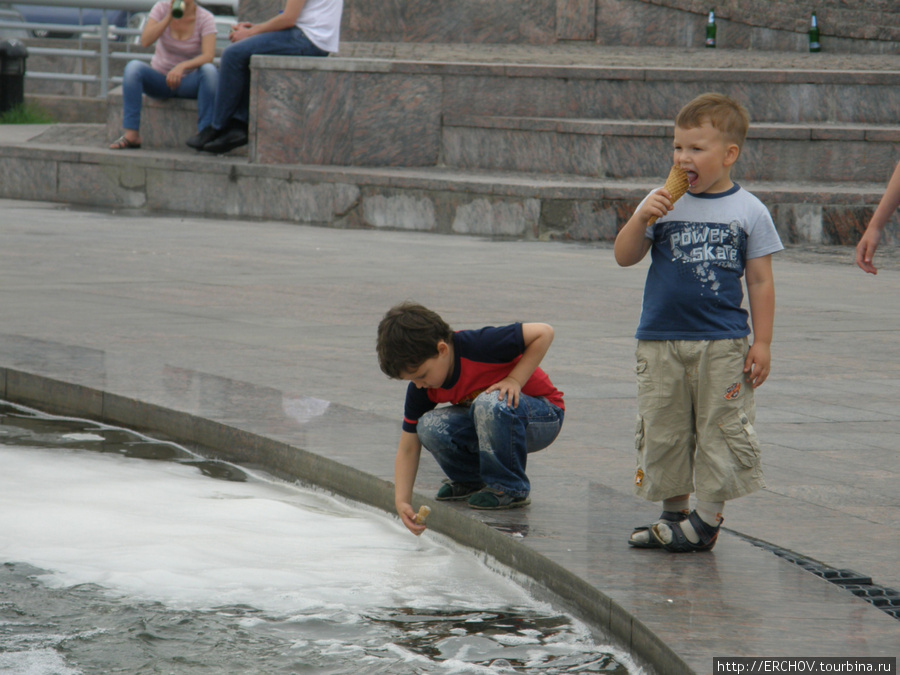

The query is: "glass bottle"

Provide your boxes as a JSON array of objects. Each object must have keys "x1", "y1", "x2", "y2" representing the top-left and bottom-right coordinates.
[
  {"x1": 171, "y1": 0, "x2": 185, "y2": 19},
  {"x1": 808, "y1": 11, "x2": 821, "y2": 52},
  {"x1": 705, "y1": 9, "x2": 717, "y2": 49}
]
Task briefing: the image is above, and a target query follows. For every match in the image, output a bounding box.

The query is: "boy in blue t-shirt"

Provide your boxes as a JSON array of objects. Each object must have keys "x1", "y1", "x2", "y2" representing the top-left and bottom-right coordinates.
[
  {"x1": 377, "y1": 302, "x2": 565, "y2": 535},
  {"x1": 614, "y1": 93, "x2": 783, "y2": 553}
]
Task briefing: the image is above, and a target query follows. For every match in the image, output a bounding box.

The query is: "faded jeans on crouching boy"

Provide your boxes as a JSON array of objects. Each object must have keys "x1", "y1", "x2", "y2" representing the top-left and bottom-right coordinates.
[{"x1": 416, "y1": 390, "x2": 564, "y2": 499}]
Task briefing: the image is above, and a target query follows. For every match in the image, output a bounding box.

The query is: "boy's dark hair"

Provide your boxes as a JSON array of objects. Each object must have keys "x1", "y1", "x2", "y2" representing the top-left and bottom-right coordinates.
[
  {"x1": 377, "y1": 302, "x2": 453, "y2": 379},
  {"x1": 676, "y1": 93, "x2": 750, "y2": 150}
]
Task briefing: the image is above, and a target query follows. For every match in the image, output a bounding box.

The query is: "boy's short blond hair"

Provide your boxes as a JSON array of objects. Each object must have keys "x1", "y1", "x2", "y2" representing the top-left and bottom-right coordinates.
[{"x1": 675, "y1": 93, "x2": 750, "y2": 150}]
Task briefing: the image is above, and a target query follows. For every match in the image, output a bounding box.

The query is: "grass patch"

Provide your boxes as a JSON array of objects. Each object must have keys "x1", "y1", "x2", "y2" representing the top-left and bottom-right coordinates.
[{"x1": 0, "y1": 102, "x2": 55, "y2": 124}]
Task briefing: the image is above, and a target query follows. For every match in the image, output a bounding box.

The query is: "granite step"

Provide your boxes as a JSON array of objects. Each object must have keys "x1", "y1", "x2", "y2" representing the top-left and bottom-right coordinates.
[
  {"x1": 0, "y1": 126, "x2": 888, "y2": 246},
  {"x1": 442, "y1": 115, "x2": 900, "y2": 182},
  {"x1": 249, "y1": 56, "x2": 900, "y2": 170}
]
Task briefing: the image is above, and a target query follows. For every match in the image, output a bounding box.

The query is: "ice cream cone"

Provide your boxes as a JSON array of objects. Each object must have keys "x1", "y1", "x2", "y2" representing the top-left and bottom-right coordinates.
[
  {"x1": 647, "y1": 165, "x2": 690, "y2": 226},
  {"x1": 414, "y1": 505, "x2": 431, "y2": 525}
]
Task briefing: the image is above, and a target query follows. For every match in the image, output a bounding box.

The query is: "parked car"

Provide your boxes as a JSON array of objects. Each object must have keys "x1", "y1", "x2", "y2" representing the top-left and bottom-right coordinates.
[
  {"x1": 0, "y1": 3, "x2": 29, "y2": 39},
  {"x1": 13, "y1": 3, "x2": 131, "y2": 38}
]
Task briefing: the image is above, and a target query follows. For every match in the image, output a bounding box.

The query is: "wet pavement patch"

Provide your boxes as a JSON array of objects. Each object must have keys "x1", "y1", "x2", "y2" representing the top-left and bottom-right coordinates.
[{"x1": 728, "y1": 528, "x2": 900, "y2": 620}]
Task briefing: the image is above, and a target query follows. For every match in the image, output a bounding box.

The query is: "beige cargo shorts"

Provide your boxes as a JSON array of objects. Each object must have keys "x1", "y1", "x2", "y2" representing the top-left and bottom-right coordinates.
[{"x1": 632, "y1": 338, "x2": 766, "y2": 503}]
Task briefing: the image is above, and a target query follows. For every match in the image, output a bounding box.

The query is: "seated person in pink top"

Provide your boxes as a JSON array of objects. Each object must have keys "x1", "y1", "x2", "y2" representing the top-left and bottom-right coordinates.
[{"x1": 110, "y1": 0, "x2": 217, "y2": 150}]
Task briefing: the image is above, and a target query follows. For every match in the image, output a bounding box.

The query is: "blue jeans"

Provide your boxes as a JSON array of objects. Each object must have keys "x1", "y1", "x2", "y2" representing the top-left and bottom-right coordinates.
[
  {"x1": 212, "y1": 27, "x2": 328, "y2": 131},
  {"x1": 121, "y1": 60, "x2": 218, "y2": 132},
  {"x1": 417, "y1": 391, "x2": 564, "y2": 499}
]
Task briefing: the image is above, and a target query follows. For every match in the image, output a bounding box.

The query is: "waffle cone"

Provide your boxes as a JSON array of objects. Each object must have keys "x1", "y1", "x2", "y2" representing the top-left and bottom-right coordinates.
[
  {"x1": 414, "y1": 505, "x2": 431, "y2": 525},
  {"x1": 647, "y1": 166, "x2": 690, "y2": 226}
]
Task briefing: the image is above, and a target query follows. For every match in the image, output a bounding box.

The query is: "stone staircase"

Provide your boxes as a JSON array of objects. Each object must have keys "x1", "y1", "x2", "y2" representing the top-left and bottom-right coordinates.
[
  {"x1": 7, "y1": 2, "x2": 900, "y2": 245},
  {"x1": 239, "y1": 48, "x2": 900, "y2": 244}
]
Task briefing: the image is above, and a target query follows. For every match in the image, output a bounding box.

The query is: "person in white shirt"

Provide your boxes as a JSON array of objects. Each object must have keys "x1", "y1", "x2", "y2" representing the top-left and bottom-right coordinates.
[{"x1": 198, "y1": 0, "x2": 343, "y2": 154}]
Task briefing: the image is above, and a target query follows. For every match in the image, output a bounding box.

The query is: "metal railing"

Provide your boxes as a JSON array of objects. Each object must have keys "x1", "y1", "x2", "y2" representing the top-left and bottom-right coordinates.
[{"x1": 2, "y1": 0, "x2": 156, "y2": 96}]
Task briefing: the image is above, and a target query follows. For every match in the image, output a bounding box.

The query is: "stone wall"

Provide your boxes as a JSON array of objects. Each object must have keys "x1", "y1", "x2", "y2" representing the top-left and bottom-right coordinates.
[{"x1": 236, "y1": 0, "x2": 900, "y2": 53}]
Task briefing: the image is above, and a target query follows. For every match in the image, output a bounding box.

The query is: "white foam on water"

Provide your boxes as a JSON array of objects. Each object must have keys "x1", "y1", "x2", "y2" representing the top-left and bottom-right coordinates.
[
  {"x1": 0, "y1": 648, "x2": 80, "y2": 675},
  {"x1": 0, "y1": 445, "x2": 539, "y2": 617}
]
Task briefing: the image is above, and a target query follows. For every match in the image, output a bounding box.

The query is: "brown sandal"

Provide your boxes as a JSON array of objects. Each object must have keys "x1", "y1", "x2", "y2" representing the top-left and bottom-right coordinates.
[{"x1": 109, "y1": 135, "x2": 141, "y2": 150}]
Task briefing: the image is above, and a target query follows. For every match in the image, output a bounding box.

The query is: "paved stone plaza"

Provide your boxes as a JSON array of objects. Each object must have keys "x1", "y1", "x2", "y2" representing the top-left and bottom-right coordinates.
[{"x1": 0, "y1": 196, "x2": 897, "y2": 671}]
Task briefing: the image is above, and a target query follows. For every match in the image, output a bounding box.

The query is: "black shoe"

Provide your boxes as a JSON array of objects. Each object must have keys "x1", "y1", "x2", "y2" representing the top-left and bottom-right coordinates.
[
  {"x1": 200, "y1": 127, "x2": 248, "y2": 154},
  {"x1": 186, "y1": 126, "x2": 219, "y2": 150}
]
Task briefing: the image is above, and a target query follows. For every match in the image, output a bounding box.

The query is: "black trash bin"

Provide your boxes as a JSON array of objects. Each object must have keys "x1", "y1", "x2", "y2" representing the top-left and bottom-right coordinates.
[{"x1": 0, "y1": 39, "x2": 28, "y2": 115}]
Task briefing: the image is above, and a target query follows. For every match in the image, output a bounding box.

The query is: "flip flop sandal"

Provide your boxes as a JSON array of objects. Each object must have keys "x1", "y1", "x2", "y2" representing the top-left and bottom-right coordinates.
[
  {"x1": 628, "y1": 510, "x2": 688, "y2": 548},
  {"x1": 651, "y1": 510, "x2": 722, "y2": 553},
  {"x1": 109, "y1": 135, "x2": 141, "y2": 150}
]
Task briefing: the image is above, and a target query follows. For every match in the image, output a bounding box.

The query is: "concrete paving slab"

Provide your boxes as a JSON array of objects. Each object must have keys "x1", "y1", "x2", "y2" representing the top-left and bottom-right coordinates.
[{"x1": 0, "y1": 198, "x2": 897, "y2": 672}]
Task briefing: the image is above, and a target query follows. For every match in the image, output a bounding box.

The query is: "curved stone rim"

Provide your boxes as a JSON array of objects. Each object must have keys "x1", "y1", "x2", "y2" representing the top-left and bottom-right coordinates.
[{"x1": 0, "y1": 365, "x2": 689, "y2": 674}]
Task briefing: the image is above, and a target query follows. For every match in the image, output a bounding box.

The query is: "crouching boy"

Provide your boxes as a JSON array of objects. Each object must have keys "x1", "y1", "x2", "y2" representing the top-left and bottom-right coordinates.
[{"x1": 377, "y1": 302, "x2": 565, "y2": 535}]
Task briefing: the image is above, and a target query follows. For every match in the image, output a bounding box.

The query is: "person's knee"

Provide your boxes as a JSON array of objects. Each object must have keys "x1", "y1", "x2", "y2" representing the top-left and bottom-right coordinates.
[
  {"x1": 122, "y1": 60, "x2": 143, "y2": 83},
  {"x1": 473, "y1": 390, "x2": 505, "y2": 414},
  {"x1": 199, "y1": 64, "x2": 218, "y2": 89}
]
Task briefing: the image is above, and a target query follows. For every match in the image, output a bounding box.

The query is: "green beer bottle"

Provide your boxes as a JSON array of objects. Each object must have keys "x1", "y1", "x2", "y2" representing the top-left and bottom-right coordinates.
[
  {"x1": 705, "y1": 9, "x2": 716, "y2": 48},
  {"x1": 171, "y1": 0, "x2": 185, "y2": 18},
  {"x1": 808, "y1": 11, "x2": 820, "y2": 52}
]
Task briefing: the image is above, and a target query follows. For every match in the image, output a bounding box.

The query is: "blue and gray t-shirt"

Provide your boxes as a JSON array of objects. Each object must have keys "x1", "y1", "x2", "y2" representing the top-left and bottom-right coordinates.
[{"x1": 636, "y1": 184, "x2": 783, "y2": 341}]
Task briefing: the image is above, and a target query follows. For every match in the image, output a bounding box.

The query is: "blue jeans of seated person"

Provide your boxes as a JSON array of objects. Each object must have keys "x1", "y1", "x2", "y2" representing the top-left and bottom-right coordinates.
[
  {"x1": 416, "y1": 391, "x2": 564, "y2": 499},
  {"x1": 121, "y1": 60, "x2": 218, "y2": 132},
  {"x1": 212, "y1": 27, "x2": 328, "y2": 131}
]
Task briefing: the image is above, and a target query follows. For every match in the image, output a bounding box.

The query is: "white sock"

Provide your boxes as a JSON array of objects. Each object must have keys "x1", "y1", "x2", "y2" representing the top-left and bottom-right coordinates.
[
  {"x1": 662, "y1": 497, "x2": 690, "y2": 514},
  {"x1": 630, "y1": 501, "x2": 689, "y2": 545},
  {"x1": 655, "y1": 502, "x2": 723, "y2": 545}
]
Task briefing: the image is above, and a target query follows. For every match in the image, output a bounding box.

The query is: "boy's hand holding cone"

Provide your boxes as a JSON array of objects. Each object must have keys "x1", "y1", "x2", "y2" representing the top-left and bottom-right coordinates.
[
  {"x1": 414, "y1": 505, "x2": 431, "y2": 525},
  {"x1": 647, "y1": 166, "x2": 690, "y2": 226}
]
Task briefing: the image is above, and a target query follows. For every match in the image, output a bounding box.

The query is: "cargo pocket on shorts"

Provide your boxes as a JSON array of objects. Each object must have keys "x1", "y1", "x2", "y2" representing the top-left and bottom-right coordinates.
[
  {"x1": 634, "y1": 414, "x2": 645, "y2": 451},
  {"x1": 633, "y1": 414, "x2": 646, "y2": 487},
  {"x1": 717, "y1": 409, "x2": 760, "y2": 469}
]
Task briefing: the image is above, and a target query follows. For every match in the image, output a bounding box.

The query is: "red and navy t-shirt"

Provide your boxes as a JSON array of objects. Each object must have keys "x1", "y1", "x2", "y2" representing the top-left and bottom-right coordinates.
[{"x1": 401, "y1": 323, "x2": 565, "y2": 433}]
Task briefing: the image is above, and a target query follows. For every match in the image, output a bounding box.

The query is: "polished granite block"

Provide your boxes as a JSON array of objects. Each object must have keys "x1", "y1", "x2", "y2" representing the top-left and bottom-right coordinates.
[
  {"x1": 443, "y1": 112, "x2": 900, "y2": 182},
  {"x1": 361, "y1": 190, "x2": 438, "y2": 231},
  {"x1": 556, "y1": 0, "x2": 595, "y2": 40},
  {"x1": 443, "y1": 126, "x2": 604, "y2": 176},
  {"x1": 251, "y1": 63, "x2": 441, "y2": 167},
  {"x1": 0, "y1": 156, "x2": 57, "y2": 202},
  {"x1": 437, "y1": 69, "x2": 900, "y2": 125},
  {"x1": 57, "y1": 160, "x2": 148, "y2": 209},
  {"x1": 148, "y1": 164, "x2": 359, "y2": 224},
  {"x1": 540, "y1": 198, "x2": 623, "y2": 241},
  {"x1": 106, "y1": 87, "x2": 199, "y2": 150},
  {"x1": 342, "y1": 0, "x2": 557, "y2": 44},
  {"x1": 450, "y1": 197, "x2": 541, "y2": 237}
]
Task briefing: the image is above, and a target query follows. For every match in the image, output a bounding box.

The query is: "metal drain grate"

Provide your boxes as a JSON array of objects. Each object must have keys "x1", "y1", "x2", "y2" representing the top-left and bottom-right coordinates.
[{"x1": 725, "y1": 529, "x2": 900, "y2": 621}]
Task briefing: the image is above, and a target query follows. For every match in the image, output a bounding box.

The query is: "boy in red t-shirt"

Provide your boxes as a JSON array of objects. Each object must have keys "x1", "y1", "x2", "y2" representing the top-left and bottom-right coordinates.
[{"x1": 377, "y1": 302, "x2": 565, "y2": 535}]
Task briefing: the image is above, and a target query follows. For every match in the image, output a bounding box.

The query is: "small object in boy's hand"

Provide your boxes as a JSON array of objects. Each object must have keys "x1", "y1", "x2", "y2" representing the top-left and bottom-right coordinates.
[
  {"x1": 414, "y1": 505, "x2": 431, "y2": 525},
  {"x1": 647, "y1": 165, "x2": 690, "y2": 226}
]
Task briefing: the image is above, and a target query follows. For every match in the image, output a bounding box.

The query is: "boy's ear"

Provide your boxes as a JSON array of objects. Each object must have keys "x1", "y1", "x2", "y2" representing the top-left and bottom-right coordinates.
[
  {"x1": 436, "y1": 340, "x2": 450, "y2": 356},
  {"x1": 724, "y1": 143, "x2": 741, "y2": 167}
]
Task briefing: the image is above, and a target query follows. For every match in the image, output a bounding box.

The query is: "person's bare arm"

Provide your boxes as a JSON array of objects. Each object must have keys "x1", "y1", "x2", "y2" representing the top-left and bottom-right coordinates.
[
  {"x1": 857, "y1": 161, "x2": 900, "y2": 274},
  {"x1": 614, "y1": 190, "x2": 672, "y2": 266},
  {"x1": 485, "y1": 323, "x2": 554, "y2": 407},
  {"x1": 744, "y1": 255, "x2": 775, "y2": 388},
  {"x1": 394, "y1": 431, "x2": 426, "y2": 535}
]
